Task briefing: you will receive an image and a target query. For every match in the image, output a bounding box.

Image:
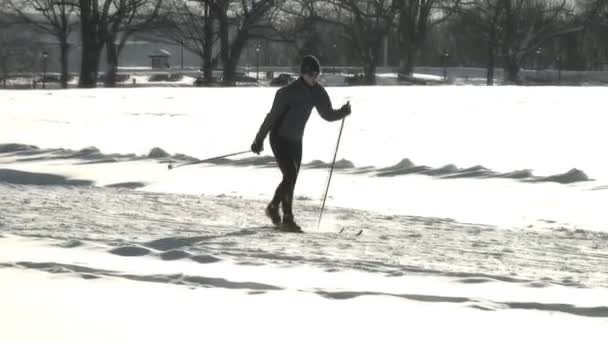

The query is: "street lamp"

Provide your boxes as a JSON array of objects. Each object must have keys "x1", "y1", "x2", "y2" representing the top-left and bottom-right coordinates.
[
  {"x1": 180, "y1": 40, "x2": 184, "y2": 70},
  {"x1": 535, "y1": 48, "x2": 542, "y2": 74},
  {"x1": 333, "y1": 43, "x2": 337, "y2": 73},
  {"x1": 256, "y1": 44, "x2": 261, "y2": 81},
  {"x1": 41, "y1": 51, "x2": 49, "y2": 89},
  {"x1": 441, "y1": 50, "x2": 449, "y2": 81},
  {"x1": 556, "y1": 55, "x2": 563, "y2": 84}
]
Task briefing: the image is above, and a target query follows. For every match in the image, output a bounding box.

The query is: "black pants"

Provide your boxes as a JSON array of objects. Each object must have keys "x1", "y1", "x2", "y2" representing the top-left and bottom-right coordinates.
[{"x1": 269, "y1": 132, "x2": 302, "y2": 220}]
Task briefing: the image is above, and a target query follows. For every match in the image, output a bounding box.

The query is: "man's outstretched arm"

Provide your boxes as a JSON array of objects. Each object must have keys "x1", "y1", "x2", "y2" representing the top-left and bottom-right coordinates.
[{"x1": 316, "y1": 87, "x2": 351, "y2": 122}]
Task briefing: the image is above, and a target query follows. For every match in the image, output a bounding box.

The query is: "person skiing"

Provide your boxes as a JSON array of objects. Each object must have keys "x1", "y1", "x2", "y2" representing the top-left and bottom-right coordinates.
[{"x1": 251, "y1": 55, "x2": 351, "y2": 231}]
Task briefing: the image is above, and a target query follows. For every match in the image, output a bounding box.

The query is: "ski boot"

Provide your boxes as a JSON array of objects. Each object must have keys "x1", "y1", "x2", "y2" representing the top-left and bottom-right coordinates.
[
  {"x1": 280, "y1": 217, "x2": 302, "y2": 233},
  {"x1": 265, "y1": 203, "x2": 281, "y2": 226}
]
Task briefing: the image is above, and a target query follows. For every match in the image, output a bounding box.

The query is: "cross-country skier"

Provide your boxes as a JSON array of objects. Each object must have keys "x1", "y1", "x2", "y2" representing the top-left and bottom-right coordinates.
[{"x1": 251, "y1": 55, "x2": 351, "y2": 231}]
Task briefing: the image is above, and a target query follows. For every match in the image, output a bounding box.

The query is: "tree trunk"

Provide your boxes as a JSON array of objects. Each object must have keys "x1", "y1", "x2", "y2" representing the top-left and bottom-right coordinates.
[
  {"x1": 360, "y1": 41, "x2": 378, "y2": 85},
  {"x1": 105, "y1": 38, "x2": 118, "y2": 87},
  {"x1": 217, "y1": 9, "x2": 231, "y2": 85},
  {"x1": 504, "y1": 55, "x2": 521, "y2": 84},
  {"x1": 487, "y1": 27, "x2": 497, "y2": 86},
  {"x1": 486, "y1": 45, "x2": 495, "y2": 86},
  {"x1": 223, "y1": 58, "x2": 237, "y2": 86},
  {"x1": 79, "y1": 18, "x2": 102, "y2": 88},
  {"x1": 398, "y1": 3, "x2": 429, "y2": 77},
  {"x1": 223, "y1": 32, "x2": 247, "y2": 86},
  {"x1": 79, "y1": 44, "x2": 102, "y2": 88},
  {"x1": 59, "y1": 39, "x2": 70, "y2": 89},
  {"x1": 363, "y1": 59, "x2": 377, "y2": 85},
  {"x1": 203, "y1": 3, "x2": 213, "y2": 83},
  {"x1": 399, "y1": 41, "x2": 418, "y2": 75}
]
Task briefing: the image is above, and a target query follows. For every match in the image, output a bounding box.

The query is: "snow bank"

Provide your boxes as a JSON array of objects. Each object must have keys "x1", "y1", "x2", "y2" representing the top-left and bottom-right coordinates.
[
  {"x1": 533, "y1": 168, "x2": 591, "y2": 184},
  {"x1": 0, "y1": 169, "x2": 92, "y2": 186},
  {"x1": 1, "y1": 144, "x2": 592, "y2": 185}
]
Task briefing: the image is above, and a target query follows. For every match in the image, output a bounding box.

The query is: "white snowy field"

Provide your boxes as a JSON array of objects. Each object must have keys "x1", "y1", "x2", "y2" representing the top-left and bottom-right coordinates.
[
  {"x1": 1, "y1": 185, "x2": 607, "y2": 341},
  {"x1": 1, "y1": 86, "x2": 608, "y2": 340},
  {"x1": 1, "y1": 86, "x2": 608, "y2": 228}
]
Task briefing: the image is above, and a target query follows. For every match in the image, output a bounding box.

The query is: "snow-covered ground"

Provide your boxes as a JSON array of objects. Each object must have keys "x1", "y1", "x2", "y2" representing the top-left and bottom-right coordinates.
[
  {"x1": 1, "y1": 86, "x2": 607, "y2": 341},
  {"x1": 2, "y1": 86, "x2": 607, "y2": 228}
]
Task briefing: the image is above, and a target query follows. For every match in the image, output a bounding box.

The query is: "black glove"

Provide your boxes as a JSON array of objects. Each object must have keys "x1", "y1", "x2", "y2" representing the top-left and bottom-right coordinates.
[
  {"x1": 251, "y1": 139, "x2": 264, "y2": 155},
  {"x1": 340, "y1": 101, "x2": 351, "y2": 116}
]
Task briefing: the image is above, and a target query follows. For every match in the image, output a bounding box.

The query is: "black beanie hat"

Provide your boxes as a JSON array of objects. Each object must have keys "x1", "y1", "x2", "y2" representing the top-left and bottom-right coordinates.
[{"x1": 301, "y1": 55, "x2": 320, "y2": 74}]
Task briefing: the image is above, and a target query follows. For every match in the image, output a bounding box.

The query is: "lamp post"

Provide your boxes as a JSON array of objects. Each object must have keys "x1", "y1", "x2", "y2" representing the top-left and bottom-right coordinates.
[
  {"x1": 333, "y1": 43, "x2": 337, "y2": 73},
  {"x1": 556, "y1": 55, "x2": 562, "y2": 84},
  {"x1": 41, "y1": 51, "x2": 49, "y2": 89},
  {"x1": 180, "y1": 40, "x2": 184, "y2": 70},
  {"x1": 441, "y1": 50, "x2": 449, "y2": 81},
  {"x1": 256, "y1": 44, "x2": 261, "y2": 81},
  {"x1": 535, "y1": 48, "x2": 542, "y2": 75}
]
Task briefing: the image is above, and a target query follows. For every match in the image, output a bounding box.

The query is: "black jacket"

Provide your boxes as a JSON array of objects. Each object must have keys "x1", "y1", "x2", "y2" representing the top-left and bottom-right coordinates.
[{"x1": 255, "y1": 77, "x2": 347, "y2": 142}]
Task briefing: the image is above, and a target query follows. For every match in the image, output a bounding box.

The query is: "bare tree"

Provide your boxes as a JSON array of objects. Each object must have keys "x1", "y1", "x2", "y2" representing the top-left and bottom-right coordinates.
[
  {"x1": 579, "y1": 0, "x2": 608, "y2": 24},
  {"x1": 157, "y1": 0, "x2": 286, "y2": 85},
  {"x1": 457, "y1": 0, "x2": 504, "y2": 84},
  {"x1": 103, "y1": 0, "x2": 162, "y2": 87},
  {"x1": 77, "y1": 0, "x2": 111, "y2": 87},
  {"x1": 5, "y1": 0, "x2": 77, "y2": 88},
  {"x1": 396, "y1": 0, "x2": 461, "y2": 76},
  {"x1": 286, "y1": 0, "x2": 398, "y2": 84},
  {"x1": 340, "y1": 0, "x2": 398, "y2": 84},
  {"x1": 159, "y1": 0, "x2": 216, "y2": 83},
  {"x1": 577, "y1": 0, "x2": 608, "y2": 69},
  {"x1": 456, "y1": 0, "x2": 575, "y2": 83},
  {"x1": 75, "y1": 0, "x2": 161, "y2": 88},
  {"x1": 0, "y1": 4, "x2": 15, "y2": 26},
  {"x1": 213, "y1": 0, "x2": 287, "y2": 84},
  {"x1": 0, "y1": 31, "x2": 38, "y2": 86},
  {"x1": 498, "y1": 0, "x2": 573, "y2": 83}
]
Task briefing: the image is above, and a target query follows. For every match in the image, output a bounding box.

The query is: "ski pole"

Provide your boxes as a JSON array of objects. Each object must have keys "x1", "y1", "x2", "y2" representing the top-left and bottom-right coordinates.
[
  {"x1": 317, "y1": 117, "x2": 346, "y2": 229},
  {"x1": 168, "y1": 150, "x2": 251, "y2": 170}
]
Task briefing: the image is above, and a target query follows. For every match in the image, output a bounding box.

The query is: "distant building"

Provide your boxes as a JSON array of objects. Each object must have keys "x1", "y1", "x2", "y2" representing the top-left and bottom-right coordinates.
[{"x1": 148, "y1": 49, "x2": 171, "y2": 69}]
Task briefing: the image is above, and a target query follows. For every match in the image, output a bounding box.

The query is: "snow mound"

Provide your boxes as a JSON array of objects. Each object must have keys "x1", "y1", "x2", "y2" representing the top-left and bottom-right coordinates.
[
  {"x1": 492, "y1": 169, "x2": 535, "y2": 179},
  {"x1": 421, "y1": 164, "x2": 460, "y2": 176},
  {"x1": 0, "y1": 143, "x2": 38, "y2": 154},
  {"x1": 1, "y1": 144, "x2": 139, "y2": 163},
  {"x1": 55, "y1": 240, "x2": 84, "y2": 248},
  {"x1": 148, "y1": 147, "x2": 170, "y2": 158},
  {"x1": 0, "y1": 169, "x2": 92, "y2": 186},
  {"x1": 105, "y1": 182, "x2": 147, "y2": 189},
  {"x1": 67, "y1": 147, "x2": 104, "y2": 160},
  {"x1": 443, "y1": 165, "x2": 497, "y2": 179},
  {"x1": 304, "y1": 159, "x2": 355, "y2": 169},
  {"x1": 377, "y1": 165, "x2": 430, "y2": 177},
  {"x1": 369, "y1": 159, "x2": 591, "y2": 184},
  {"x1": 231, "y1": 156, "x2": 276, "y2": 167},
  {"x1": 377, "y1": 158, "x2": 415, "y2": 172},
  {"x1": 109, "y1": 245, "x2": 151, "y2": 257},
  {"x1": 538, "y1": 169, "x2": 591, "y2": 184},
  {"x1": 159, "y1": 249, "x2": 193, "y2": 261},
  {"x1": 144, "y1": 236, "x2": 210, "y2": 251},
  {"x1": 190, "y1": 254, "x2": 222, "y2": 264},
  {"x1": 0, "y1": 142, "x2": 596, "y2": 190}
]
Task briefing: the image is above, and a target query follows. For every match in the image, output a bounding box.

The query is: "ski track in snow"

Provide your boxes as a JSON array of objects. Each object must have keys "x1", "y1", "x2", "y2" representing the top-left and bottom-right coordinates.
[{"x1": 1, "y1": 183, "x2": 607, "y2": 289}]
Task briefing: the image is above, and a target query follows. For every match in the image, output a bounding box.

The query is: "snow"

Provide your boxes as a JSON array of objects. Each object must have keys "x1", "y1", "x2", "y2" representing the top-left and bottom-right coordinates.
[
  {"x1": 1, "y1": 203, "x2": 608, "y2": 341},
  {"x1": 1, "y1": 85, "x2": 608, "y2": 341},
  {"x1": 4, "y1": 268, "x2": 604, "y2": 342},
  {"x1": 2, "y1": 86, "x2": 606, "y2": 177},
  {"x1": 376, "y1": 72, "x2": 445, "y2": 81},
  {"x1": 1, "y1": 86, "x2": 607, "y2": 229}
]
